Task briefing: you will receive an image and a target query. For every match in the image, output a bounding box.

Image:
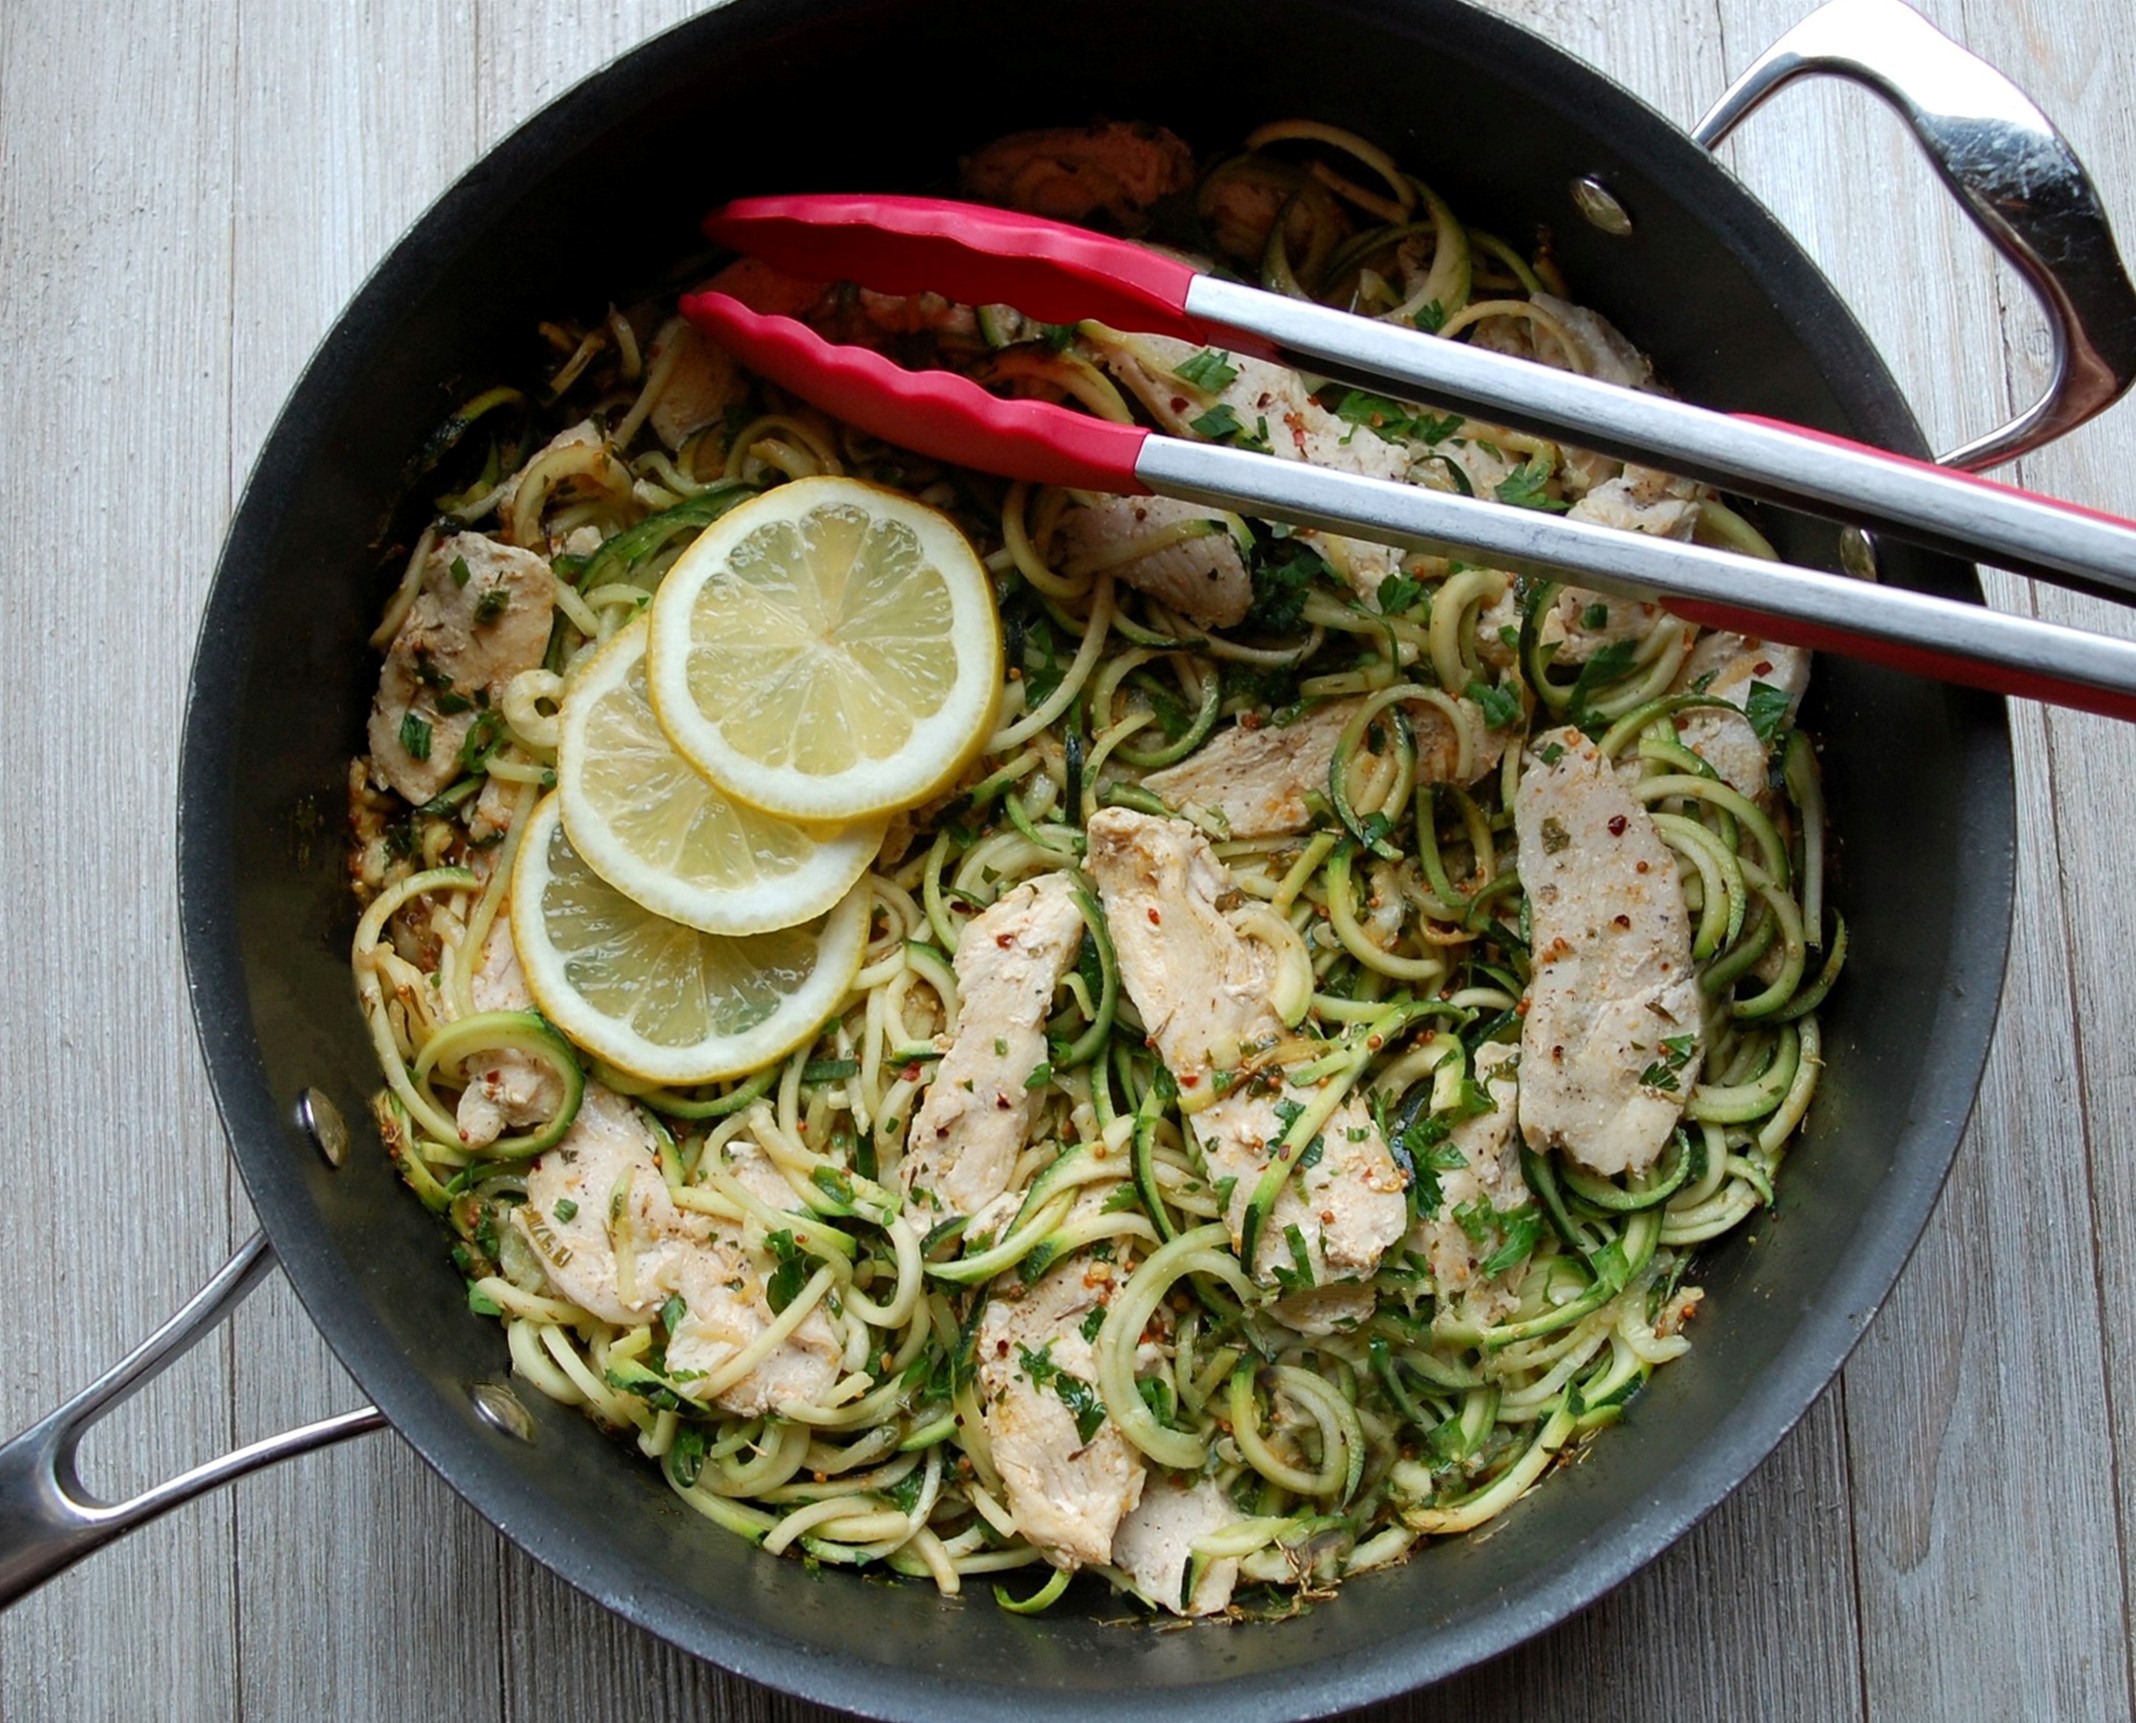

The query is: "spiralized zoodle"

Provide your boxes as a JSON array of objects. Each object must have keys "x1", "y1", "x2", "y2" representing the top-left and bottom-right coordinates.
[{"x1": 347, "y1": 118, "x2": 1842, "y2": 1617}]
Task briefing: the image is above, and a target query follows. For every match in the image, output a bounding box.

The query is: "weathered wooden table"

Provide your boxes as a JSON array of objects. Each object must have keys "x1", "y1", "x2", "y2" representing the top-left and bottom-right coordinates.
[{"x1": 5, "y1": 1, "x2": 2131, "y2": 1717}]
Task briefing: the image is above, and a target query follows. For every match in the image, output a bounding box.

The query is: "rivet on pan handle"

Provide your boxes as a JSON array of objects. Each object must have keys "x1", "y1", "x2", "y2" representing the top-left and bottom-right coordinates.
[
  {"x1": 0, "y1": 1233, "x2": 386, "y2": 1607},
  {"x1": 1694, "y1": 0, "x2": 2136, "y2": 471}
]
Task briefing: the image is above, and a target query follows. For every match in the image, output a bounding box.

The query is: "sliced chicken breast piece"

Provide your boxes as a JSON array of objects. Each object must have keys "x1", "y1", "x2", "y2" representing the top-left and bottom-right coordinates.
[
  {"x1": 1410, "y1": 1041, "x2": 1530, "y2": 1324},
  {"x1": 515, "y1": 1085, "x2": 705, "y2": 1325},
  {"x1": 1059, "y1": 495, "x2": 1252, "y2": 628},
  {"x1": 1530, "y1": 293, "x2": 1657, "y2": 392},
  {"x1": 900, "y1": 873, "x2": 1086, "y2": 1219},
  {"x1": 1095, "y1": 335, "x2": 1411, "y2": 596},
  {"x1": 1085, "y1": 809, "x2": 1408, "y2": 1306},
  {"x1": 1111, "y1": 1473, "x2": 1246, "y2": 1617},
  {"x1": 1566, "y1": 464, "x2": 1704, "y2": 543},
  {"x1": 643, "y1": 317, "x2": 742, "y2": 450},
  {"x1": 455, "y1": 917, "x2": 565, "y2": 1149},
  {"x1": 1141, "y1": 700, "x2": 1359, "y2": 839},
  {"x1": 1142, "y1": 695, "x2": 1503, "y2": 841},
  {"x1": 976, "y1": 1254, "x2": 1145, "y2": 1569},
  {"x1": 514, "y1": 1091, "x2": 839, "y2": 1414},
  {"x1": 664, "y1": 1139, "x2": 844, "y2": 1418},
  {"x1": 960, "y1": 120, "x2": 1194, "y2": 231},
  {"x1": 1515, "y1": 728, "x2": 1702, "y2": 1176},
  {"x1": 367, "y1": 531, "x2": 555, "y2": 804},
  {"x1": 1671, "y1": 630, "x2": 1812, "y2": 798}
]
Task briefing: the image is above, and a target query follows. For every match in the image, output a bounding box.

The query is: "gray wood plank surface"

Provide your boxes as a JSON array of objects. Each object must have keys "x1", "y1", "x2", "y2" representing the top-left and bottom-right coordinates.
[
  {"x1": 0, "y1": 2, "x2": 244, "y2": 1719},
  {"x1": 3, "y1": 1, "x2": 2131, "y2": 1719},
  {"x1": 217, "y1": 6, "x2": 508, "y2": 1721}
]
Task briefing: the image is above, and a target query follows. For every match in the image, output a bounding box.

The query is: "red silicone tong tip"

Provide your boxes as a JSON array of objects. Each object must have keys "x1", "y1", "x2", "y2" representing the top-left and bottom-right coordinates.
[
  {"x1": 702, "y1": 193, "x2": 1242, "y2": 349},
  {"x1": 681, "y1": 290, "x2": 1151, "y2": 494}
]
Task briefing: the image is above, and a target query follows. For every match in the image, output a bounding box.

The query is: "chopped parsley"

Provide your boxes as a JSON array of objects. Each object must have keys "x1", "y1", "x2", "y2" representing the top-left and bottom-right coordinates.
[
  {"x1": 473, "y1": 585, "x2": 511, "y2": 624},
  {"x1": 667, "y1": 1425, "x2": 709, "y2": 1488},
  {"x1": 1744, "y1": 679, "x2": 1793, "y2": 744},
  {"x1": 1016, "y1": 1342, "x2": 1107, "y2": 1444},
  {"x1": 764, "y1": 1229, "x2": 823, "y2": 1315},
  {"x1": 397, "y1": 711, "x2": 433, "y2": 762},
  {"x1": 1173, "y1": 348, "x2": 1240, "y2": 391},
  {"x1": 1466, "y1": 678, "x2": 1521, "y2": 729},
  {"x1": 1376, "y1": 573, "x2": 1428, "y2": 616},
  {"x1": 1494, "y1": 456, "x2": 1570, "y2": 512},
  {"x1": 1243, "y1": 538, "x2": 1330, "y2": 634},
  {"x1": 1329, "y1": 389, "x2": 1463, "y2": 446},
  {"x1": 1188, "y1": 402, "x2": 1246, "y2": 440},
  {"x1": 1567, "y1": 637, "x2": 1640, "y2": 725},
  {"x1": 552, "y1": 1198, "x2": 578, "y2": 1223},
  {"x1": 1480, "y1": 1206, "x2": 1546, "y2": 1276},
  {"x1": 449, "y1": 554, "x2": 472, "y2": 588}
]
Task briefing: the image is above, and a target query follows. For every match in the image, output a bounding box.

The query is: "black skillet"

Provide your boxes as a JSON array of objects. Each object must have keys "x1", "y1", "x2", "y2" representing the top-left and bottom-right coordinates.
[{"x1": 11, "y1": 0, "x2": 2131, "y2": 1713}]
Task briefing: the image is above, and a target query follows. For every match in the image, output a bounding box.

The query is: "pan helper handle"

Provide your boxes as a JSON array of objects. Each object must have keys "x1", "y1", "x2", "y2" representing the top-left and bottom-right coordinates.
[
  {"x1": 1695, "y1": 0, "x2": 2136, "y2": 470},
  {"x1": 0, "y1": 1233, "x2": 384, "y2": 1607}
]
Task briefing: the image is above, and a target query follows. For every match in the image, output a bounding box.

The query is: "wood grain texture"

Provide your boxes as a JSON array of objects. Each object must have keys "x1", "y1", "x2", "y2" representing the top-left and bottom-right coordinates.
[
  {"x1": 0, "y1": 2, "x2": 244, "y2": 1719},
  {"x1": 2, "y1": 1, "x2": 2131, "y2": 1719}
]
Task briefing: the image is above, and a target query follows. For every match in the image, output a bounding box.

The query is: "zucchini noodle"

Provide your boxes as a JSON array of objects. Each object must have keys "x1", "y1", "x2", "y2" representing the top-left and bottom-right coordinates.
[{"x1": 345, "y1": 119, "x2": 1842, "y2": 1623}]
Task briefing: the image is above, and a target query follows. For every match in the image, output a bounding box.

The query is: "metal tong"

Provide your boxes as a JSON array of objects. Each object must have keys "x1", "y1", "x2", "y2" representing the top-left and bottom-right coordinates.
[{"x1": 682, "y1": 192, "x2": 2136, "y2": 723}]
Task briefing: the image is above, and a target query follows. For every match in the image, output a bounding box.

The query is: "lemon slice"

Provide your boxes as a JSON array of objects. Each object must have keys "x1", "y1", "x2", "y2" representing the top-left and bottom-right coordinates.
[
  {"x1": 557, "y1": 616, "x2": 884, "y2": 935},
  {"x1": 510, "y1": 793, "x2": 867, "y2": 1084},
  {"x1": 646, "y1": 475, "x2": 1002, "y2": 823}
]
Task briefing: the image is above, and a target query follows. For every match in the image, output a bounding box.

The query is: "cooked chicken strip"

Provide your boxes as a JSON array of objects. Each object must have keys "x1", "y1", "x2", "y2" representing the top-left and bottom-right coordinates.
[
  {"x1": 1671, "y1": 630, "x2": 1812, "y2": 799},
  {"x1": 901, "y1": 873, "x2": 1086, "y2": 1219},
  {"x1": 1515, "y1": 728, "x2": 1702, "y2": 1176},
  {"x1": 1059, "y1": 495, "x2": 1252, "y2": 628},
  {"x1": 643, "y1": 316, "x2": 742, "y2": 450},
  {"x1": 515, "y1": 1090, "x2": 839, "y2": 1414},
  {"x1": 1410, "y1": 1041, "x2": 1530, "y2": 1324},
  {"x1": 976, "y1": 1254, "x2": 1145, "y2": 1569},
  {"x1": 1142, "y1": 695, "x2": 1505, "y2": 840},
  {"x1": 960, "y1": 120, "x2": 1194, "y2": 232},
  {"x1": 1095, "y1": 335, "x2": 1411, "y2": 595},
  {"x1": 664, "y1": 1140, "x2": 845, "y2": 1418},
  {"x1": 1111, "y1": 1473, "x2": 1245, "y2": 1617},
  {"x1": 367, "y1": 532, "x2": 555, "y2": 804},
  {"x1": 454, "y1": 917, "x2": 564, "y2": 1149},
  {"x1": 1085, "y1": 810, "x2": 1408, "y2": 1310}
]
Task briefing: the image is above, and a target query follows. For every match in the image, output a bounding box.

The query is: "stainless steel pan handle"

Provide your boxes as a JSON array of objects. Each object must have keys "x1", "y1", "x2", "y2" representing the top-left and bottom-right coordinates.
[
  {"x1": 0, "y1": 1232, "x2": 384, "y2": 1607},
  {"x1": 1694, "y1": 0, "x2": 2136, "y2": 471}
]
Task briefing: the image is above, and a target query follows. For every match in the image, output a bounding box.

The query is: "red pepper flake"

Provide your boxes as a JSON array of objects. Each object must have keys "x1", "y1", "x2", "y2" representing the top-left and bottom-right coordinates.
[
  {"x1": 995, "y1": 933, "x2": 1015, "y2": 948},
  {"x1": 901, "y1": 1062, "x2": 922, "y2": 1082},
  {"x1": 1607, "y1": 814, "x2": 1628, "y2": 837},
  {"x1": 1180, "y1": 1072, "x2": 1200, "y2": 1088},
  {"x1": 1147, "y1": 908, "x2": 1162, "y2": 925},
  {"x1": 1635, "y1": 860, "x2": 1651, "y2": 874},
  {"x1": 994, "y1": 1093, "x2": 1013, "y2": 1110},
  {"x1": 1614, "y1": 913, "x2": 1632, "y2": 929}
]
